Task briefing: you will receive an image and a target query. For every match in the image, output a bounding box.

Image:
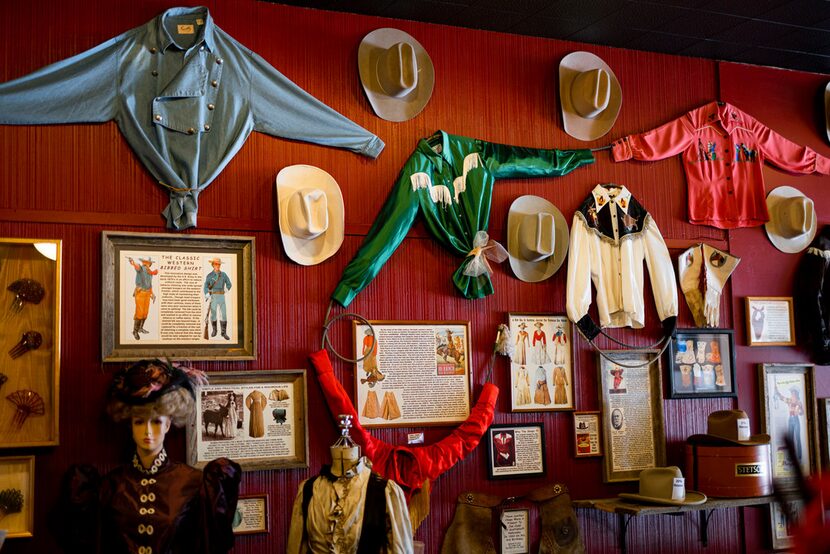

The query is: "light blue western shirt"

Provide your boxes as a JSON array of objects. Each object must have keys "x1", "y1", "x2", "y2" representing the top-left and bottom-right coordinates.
[{"x1": 0, "y1": 6, "x2": 384, "y2": 229}]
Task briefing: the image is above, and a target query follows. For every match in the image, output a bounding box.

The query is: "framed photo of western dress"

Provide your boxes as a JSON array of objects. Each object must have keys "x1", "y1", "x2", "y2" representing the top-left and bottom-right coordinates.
[
  {"x1": 667, "y1": 328, "x2": 736, "y2": 398},
  {"x1": 508, "y1": 313, "x2": 574, "y2": 412},
  {"x1": 745, "y1": 297, "x2": 795, "y2": 346},
  {"x1": 486, "y1": 423, "x2": 546, "y2": 479},
  {"x1": 101, "y1": 231, "x2": 257, "y2": 361}
]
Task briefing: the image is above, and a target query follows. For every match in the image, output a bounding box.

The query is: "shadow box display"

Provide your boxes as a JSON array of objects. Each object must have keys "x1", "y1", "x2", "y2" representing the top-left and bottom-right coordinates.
[
  {"x1": 186, "y1": 370, "x2": 308, "y2": 471},
  {"x1": 0, "y1": 455, "x2": 35, "y2": 539},
  {"x1": 508, "y1": 313, "x2": 574, "y2": 412},
  {"x1": 667, "y1": 329, "x2": 736, "y2": 398},
  {"x1": 352, "y1": 321, "x2": 471, "y2": 428},
  {"x1": 597, "y1": 350, "x2": 665, "y2": 483},
  {"x1": 0, "y1": 238, "x2": 61, "y2": 448},
  {"x1": 101, "y1": 231, "x2": 256, "y2": 361}
]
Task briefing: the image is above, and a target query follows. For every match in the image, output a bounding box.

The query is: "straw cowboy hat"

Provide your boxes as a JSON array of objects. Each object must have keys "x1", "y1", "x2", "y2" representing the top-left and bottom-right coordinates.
[
  {"x1": 358, "y1": 28, "x2": 434, "y2": 122},
  {"x1": 619, "y1": 466, "x2": 706, "y2": 506},
  {"x1": 559, "y1": 51, "x2": 622, "y2": 141},
  {"x1": 687, "y1": 409, "x2": 770, "y2": 446},
  {"x1": 276, "y1": 165, "x2": 344, "y2": 266},
  {"x1": 507, "y1": 195, "x2": 569, "y2": 283},
  {"x1": 765, "y1": 186, "x2": 816, "y2": 253}
]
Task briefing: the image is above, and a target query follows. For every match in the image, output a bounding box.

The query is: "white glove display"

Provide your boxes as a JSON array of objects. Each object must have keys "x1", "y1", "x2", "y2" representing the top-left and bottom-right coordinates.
[
  {"x1": 678, "y1": 245, "x2": 705, "y2": 327},
  {"x1": 702, "y1": 244, "x2": 740, "y2": 327}
]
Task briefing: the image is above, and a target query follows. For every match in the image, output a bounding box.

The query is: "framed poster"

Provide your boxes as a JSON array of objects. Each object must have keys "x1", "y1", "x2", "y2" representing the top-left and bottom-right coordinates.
[
  {"x1": 232, "y1": 495, "x2": 269, "y2": 535},
  {"x1": 745, "y1": 297, "x2": 795, "y2": 346},
  {"x1": 758, "y1": 364, "x2": 818, "y2": 482},
  {"x1": 573, "y1": 411, "x2": 602, "y2": 458},
  {"x1": 353, "y1": 321, "x2": 471, "y2": 428},
  {"x1": 819, "y1": 398, "x2": 830, "y2": 469},
  {"x1": 597, "y1": 350, "x2": 666, "y2": 483},
  {"x1": 186, "y1": 370, "x2": 308, "y2": 471},
  {"x1": 500, "y1": 509, "x2": 529, "y2": 554},
  {"x1": 769, "y1": 498, "x2": 802, "y2": 551},
  {"x1": 101, "y1": 231, "x2": 256, "y2": 361},
  {"x1": 667, "y1": 328, "x2": 736, "y2": 398},
  {"x1": 0, "y1": 456, "x2": 34, "y2": 539},
  {"x1": 508, "y1": 313, "x2": 574, "y2": 412},
  {"x1": 486, "y1": 423, "x2": 546, "y2": 479},
  {"x1": 0, "y1": 238, "x2": 61, "y2": 448}
]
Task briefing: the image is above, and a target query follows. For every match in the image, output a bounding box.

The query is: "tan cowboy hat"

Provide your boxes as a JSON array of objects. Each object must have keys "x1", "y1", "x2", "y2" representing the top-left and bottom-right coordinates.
[
  {"x1": 619, "y1": 466, "x2": 707, "y2": 506},
  {"x1": 276, "y1": 165, "x2": 344, "y2": 266},
  {"x1": 559, "y1": 51, "x2": 622, "y2": 141},
  {"x1": 507, "y1": 195, "x2": 569, "y2": 282},
  {"x1": 358, "y1": 28, "x2": 434, "y2": 122},
  {"x1": 765, "y1": 186, "x2": 816, "y2": 253},
  {"x1": 687, "y1": 409, "x2": 770, "y2": 446}
]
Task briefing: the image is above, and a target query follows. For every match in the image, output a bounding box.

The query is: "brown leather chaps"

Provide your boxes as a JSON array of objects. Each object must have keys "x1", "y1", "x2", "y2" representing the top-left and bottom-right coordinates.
[{"x1": 441, "y1": 483, "x2": 584, "y2": 554}]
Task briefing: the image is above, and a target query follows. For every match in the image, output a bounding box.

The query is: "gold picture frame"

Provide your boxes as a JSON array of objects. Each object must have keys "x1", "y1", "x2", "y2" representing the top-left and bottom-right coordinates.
[
  {"x1": 232, "y1": 494, "x2": 269, "y2": 535},
  {"x1": 0, "y1": 455, "x2": 35, "y2": 539},
  {"x1": 0, "y1": 238, "x2": 61, "y2": 448},
  {"x1": 745, "y1": 297, "x2": 795, "y2": 346}
]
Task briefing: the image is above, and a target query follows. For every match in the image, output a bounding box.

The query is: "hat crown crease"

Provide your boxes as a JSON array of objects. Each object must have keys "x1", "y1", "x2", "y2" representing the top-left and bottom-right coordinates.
[
  {"x1": 288, "y1": 188, "x2": 328, "y2": 239},
  {"x1": 519, "y1": 212, "x2": 555, "y2": 262},
  {"x1": 571, "y1": 68, "x2": 610, "y2": 119},
  {"x1": 779, "y1": 197, "x2": 812, "y2": 237},
  {"x1": 376, "y1": 42, "x2": 418, "y2": 98}
]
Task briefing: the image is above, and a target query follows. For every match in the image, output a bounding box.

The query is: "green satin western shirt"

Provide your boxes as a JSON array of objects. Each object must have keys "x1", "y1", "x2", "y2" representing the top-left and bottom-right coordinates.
[{"x1": 332, "y1": 131, "x2": 594, "y2": 307}]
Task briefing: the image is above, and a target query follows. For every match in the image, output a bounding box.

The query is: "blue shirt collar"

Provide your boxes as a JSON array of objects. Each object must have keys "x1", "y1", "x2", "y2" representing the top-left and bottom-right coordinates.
[{"x1": 156, "y1": 6, "x2": 215, "y2": 54}]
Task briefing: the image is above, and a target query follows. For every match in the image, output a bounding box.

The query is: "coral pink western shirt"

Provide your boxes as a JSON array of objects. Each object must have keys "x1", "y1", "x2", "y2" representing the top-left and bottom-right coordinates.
[{"x1": 612, "y1": 101, "x2": 830, "y2": 229}]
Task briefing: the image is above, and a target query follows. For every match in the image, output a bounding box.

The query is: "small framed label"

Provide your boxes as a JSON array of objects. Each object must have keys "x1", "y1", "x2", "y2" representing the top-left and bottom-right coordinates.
[
  {"x1": 500, "y1": 509, "x2": 529, "y2": 554},
  {"x1": 232, "y1": 495, "x2": 268, "y2": 535},
  {"x1": 573, "y1": 411, "x2": 602, "y2": 457}
]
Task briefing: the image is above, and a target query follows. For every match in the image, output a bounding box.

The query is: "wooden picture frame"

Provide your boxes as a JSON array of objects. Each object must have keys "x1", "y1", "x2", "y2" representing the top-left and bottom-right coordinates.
[
  {"x1": 353, "y1": 321, "x2": 472, "y2": 428},
  {"x1": 232, "y1": 494, "x2": 269, "y2": 535},
  {"x1": 101, "y1": 231, "x2": 256, "y2": 361},
  {"x1": 667, "y1": 328, "x2": 737, "y2": 398},
  {"x1": 508, "y1": 313, "x2": 574, "y2": 412},
  {"x1": 769, "y1": 497, "x2": 802, "y2": 551},
  {"x1": 486, "y1": 423, "x2": 546, "y2": 479},
  {"x1": 745, "y1": 297, "x2": 795, "y2": 346},
  {"x1": 819, "y1": 398, "x2": 830, "y2": 469},
  {"x1": 186, "y1": 370, "x2": 308, "y2": 471},
  {"x1": 0, "y1": 238, "x2": 61, "y2": 448},
  {"x1": 0, "y1": 455, "x2": 35, "y2": 539},
  {"x1": 758, "y1": 364, "x2": 818, "y2": 482},
  {"x1": 573, "y1": 411, "x2": 602, "y2": 458},
  {"x1": 597, "y1": 350, "x2": 666, "y2": 483},
  {"x1": 500, "y1": 508, "x2": 530, "y2": 554}
]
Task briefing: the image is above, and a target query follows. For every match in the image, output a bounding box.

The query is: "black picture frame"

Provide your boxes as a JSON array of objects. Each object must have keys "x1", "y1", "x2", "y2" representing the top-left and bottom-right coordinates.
[
  {"x1": 485, "y1": 423, "x2": 546, "y2": 480},
  {"x1": 667, "y1": 328, "x2": 737, "y2": 399}
]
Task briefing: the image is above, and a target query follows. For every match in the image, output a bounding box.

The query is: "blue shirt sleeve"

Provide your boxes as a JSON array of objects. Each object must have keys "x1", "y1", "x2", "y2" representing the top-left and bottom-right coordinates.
[
  {"x1": 0, "y1": 36, "x2": 120, "y2": 124},
  {"x1": 246, "y1": 51, "x2": 384, "y2": 158}
]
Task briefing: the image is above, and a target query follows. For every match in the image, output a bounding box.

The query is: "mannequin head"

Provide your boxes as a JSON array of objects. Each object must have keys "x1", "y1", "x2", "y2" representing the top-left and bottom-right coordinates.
[{"x1": 131, "y1": 409, "x2": 172, "y2": 459}]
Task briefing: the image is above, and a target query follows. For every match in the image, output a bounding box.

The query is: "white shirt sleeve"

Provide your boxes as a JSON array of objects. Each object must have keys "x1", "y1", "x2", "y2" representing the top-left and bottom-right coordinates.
[
  {"x1": 385, "y1": 480, "x2": 414, "y2": 554},
  {"x1": 566, "y1": 214, "x2": 594, "y2": 324},
  {"x1": 642, "y1": 215, "x2": 678, "y2": 322}
]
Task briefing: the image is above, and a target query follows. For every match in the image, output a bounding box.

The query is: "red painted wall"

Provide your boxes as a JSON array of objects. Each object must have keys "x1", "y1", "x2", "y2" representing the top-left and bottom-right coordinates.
[{"x1": 0, "y1": 1, "x2": 827, "y2": 552}]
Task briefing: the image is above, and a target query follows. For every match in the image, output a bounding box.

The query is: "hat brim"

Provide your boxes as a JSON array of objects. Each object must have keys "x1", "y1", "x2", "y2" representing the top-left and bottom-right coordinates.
[
  {"x1": 358, "y1": 28, "x2": 434, "y2": 122},
  {"x1": 559, "y1": 51, "x2": 622, "y2": 141},
  {"x1": 276, "y1": 165, "x2": 344, "y2": 266},
  {"x1": 687, "y1": 433, "x2": 771, "y2": 446},
  {"x1": 619, "y1": 490, "x2": 707, "y2": 506},
  {"x1": 507, "y1": 195, "x2": 569, "y2": 283},
  {"x1": 764, "y1": 185, "x2": 816, "y2": 254}
]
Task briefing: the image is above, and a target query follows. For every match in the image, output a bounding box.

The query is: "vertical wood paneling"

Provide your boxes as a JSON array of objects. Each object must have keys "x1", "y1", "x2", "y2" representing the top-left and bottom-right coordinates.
[{"x1": 0, "y1": 1, "x2": 823, "y2": 553}]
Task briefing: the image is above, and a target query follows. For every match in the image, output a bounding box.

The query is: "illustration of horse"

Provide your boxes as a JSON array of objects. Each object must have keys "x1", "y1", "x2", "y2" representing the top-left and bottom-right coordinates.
[
  {"x1": 437, "y1": 330, "x2": 465, "y2": 367},
  {"x1": 203, "y1": 398, "x2": 230, "y2": 438}
]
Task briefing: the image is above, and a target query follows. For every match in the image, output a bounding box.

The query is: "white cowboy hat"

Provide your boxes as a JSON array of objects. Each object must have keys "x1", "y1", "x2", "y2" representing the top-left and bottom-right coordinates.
[
  {"x1": 619, "y1": 466, "x2": 706, "y2": 506},
  {"x1": 358, "y1": 28, "x2": 434, "y2": 122},
  {"x1": 507, "y1": 195, "x2": 569, "y2": 283},
  {"x1": 559, "y1": 51, "x2": 622, "y2": 141},
  {"x1": 276, "y1": 165, "x2": 344, "y2": 266},
  {"x1": 765, "y1": 186, "x2": 816, "y2": 254}
]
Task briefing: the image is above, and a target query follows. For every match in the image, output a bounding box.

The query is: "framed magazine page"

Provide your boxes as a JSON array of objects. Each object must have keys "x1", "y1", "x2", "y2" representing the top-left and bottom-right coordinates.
[
  {"x1": 232, "y1": 495, "x2": 269, "y2": 535},
  {"x1": 101, "y1": 231, "x2": 256, "y2": 361},
  {"x1": 486, "y1": 423, "x2": 546, "y2": 479},
  {"x1": 746, "y1": 297, "x2": 795, "y2": 346}
]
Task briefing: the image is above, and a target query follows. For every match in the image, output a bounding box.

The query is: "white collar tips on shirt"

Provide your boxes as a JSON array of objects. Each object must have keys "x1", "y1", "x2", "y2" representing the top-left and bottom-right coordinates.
[
  {"x1": 156, "y1": 6, "x2": 216, "y2": 54},
  {"x1": 591, "y1": 184, "x2": 631, "y2": 213}
]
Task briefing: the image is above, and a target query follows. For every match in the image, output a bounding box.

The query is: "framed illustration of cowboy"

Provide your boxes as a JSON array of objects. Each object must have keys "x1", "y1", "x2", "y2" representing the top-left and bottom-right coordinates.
[
  {"x1": 758, "y1": 364, "x2": 819, "y2": 482},
  {"x1": 486, "y1": 423, "x2": 546, "y2": 479},
  {"x1": 186, "y1": 370, "x2": 307, "y2": 471},
  {"x1": 597, "y1": 350, "x2": 666, "y2": 483},
  {"x1": 667, "y1": 329, "x2": 736, "y2": 398},
  {"x1": 0, "y1": 455, "x2": 35, "y2": 538},
  {"x1": 232, "y1": 495, "x2": 269, "y2": 535},
  {"x1": 352, "y1": 321, "x2": 471, "y2": 428},
  {"x1": 745, "y1": 297, "x2": 795, "y2": 346},
  {"x1": 0, "y1": 238, "x2": 61, "y2": 448},
  {"x1": 508, "y1": 313, "x2": 574, "y2": 412},
  {"x1": 573, "y1": 411, "x2": 602, "y2": 458},
  {"x1": 101, "y1": 231, "x2": 256, "y2": 361}
]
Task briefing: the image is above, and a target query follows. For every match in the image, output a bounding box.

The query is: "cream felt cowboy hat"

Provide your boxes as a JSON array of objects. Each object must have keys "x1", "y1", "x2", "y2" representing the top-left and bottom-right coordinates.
[
  {"x1": 559, "y1": 51, "x2": 622, "y2": 141},
  {"x1": 687, "y1": 409, "x2": 770, "y2": 446},
  {"x1": 358, "y1": 28, "x2": 434, "y2": 122},
  {"x1": 619, "y1": 466, "x2": 707, "y2": 506},
  {"x1": 276, "y1": 165, "x2": 344, "y2": 266},
  {"x1": 507, "y1": 195, "x2": 569, "y2": 283},
  {"x1": 765, "y1": 186, "x2": 816, "y2": 254}
]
